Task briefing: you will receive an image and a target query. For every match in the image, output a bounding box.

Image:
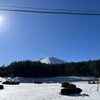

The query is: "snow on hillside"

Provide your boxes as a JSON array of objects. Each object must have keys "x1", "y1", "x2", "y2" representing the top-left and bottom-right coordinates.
[
  {"x1": 39, "y1": 57, "x2": 66, "y2": 64},
  {"x1": 0, "y1": 81, "x2": 99, "y2": 100}
]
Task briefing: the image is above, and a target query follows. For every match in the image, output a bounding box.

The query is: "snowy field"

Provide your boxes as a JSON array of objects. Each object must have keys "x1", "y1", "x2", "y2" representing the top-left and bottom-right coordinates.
[{"x1": 0, "y1": 77, "x2": 100, "y2": 100}]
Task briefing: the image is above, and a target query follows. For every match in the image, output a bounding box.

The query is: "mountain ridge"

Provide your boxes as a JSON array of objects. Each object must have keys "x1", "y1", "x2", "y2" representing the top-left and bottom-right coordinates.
[{"x1": 39, "y1": 57, "x2": 66, "y2": 64}]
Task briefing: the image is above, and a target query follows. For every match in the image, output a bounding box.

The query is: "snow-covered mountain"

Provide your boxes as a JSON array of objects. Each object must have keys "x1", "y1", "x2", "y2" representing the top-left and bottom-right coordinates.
[{"x1": 39, "y1": 57, "x2": 66, "y2": 64}]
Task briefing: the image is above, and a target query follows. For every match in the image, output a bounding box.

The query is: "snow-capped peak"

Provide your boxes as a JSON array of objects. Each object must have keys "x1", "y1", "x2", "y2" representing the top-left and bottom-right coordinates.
[{"x1": 39, "y1": 57, "x2": 66, "y2": 64}]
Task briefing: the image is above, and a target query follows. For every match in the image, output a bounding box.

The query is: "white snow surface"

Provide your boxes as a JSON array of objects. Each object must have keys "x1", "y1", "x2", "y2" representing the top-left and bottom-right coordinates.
[
  {"x1": 39, "y1": 57, "x2": 66, "y2": 64},
  {"x1": 0, "y1": 81, "x2": 99, "y2": 100},
  {"x1": 0, "y1": 77, "x2": 99, "y2": 100}
]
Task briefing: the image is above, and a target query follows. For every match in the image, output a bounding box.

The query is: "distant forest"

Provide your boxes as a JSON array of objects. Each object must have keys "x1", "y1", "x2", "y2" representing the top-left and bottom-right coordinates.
[{"x1": 0, "y1": 59, "x2": 100, "y2": 77}]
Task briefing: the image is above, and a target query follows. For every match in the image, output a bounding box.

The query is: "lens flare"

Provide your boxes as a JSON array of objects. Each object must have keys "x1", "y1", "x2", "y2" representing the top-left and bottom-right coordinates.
[
  {"x1": 0, "y1": 16, "x2": 3, "y2": 25},
  {"x1": 0, "y1": 16, "x2": 9, "y2": 33}
]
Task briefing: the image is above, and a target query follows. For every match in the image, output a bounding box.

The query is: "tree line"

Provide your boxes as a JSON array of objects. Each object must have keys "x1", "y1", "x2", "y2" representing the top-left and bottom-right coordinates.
[{"x1": 0, "y1": 59, "x2": 100, "y2": 77}]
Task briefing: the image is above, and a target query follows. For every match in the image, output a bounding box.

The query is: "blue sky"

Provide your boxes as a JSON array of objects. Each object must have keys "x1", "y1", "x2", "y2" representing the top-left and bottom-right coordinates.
[{"x1": 0, "y1": 0, "x2": 100, "y2": 65}]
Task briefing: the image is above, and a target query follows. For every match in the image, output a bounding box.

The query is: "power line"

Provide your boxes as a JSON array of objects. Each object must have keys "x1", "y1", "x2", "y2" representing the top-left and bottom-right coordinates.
[
  {"x1": 0, "y1": 6, "x2": 100, "y2": 16},
  {"x1": 0, "y1": 5, "x2": 98, "y2": 13}
]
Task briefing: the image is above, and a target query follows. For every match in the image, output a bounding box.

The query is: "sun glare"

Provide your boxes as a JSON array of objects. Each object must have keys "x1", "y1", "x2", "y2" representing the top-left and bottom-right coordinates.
[
  {"x1": 0, "y1": 16, "x2": 3, "y2": 25},
  {"x1": 0, "y1": 16, "x2": 9, "y2": 33}
]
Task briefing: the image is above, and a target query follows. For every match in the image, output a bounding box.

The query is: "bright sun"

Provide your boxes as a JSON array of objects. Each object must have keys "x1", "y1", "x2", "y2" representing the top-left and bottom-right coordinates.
[
  {"x1": 0, "y1": 16, "x2": 9, "y2": 33},
  {"x1": 0, "y1": 16, "x2": 3, "y2": 25}
]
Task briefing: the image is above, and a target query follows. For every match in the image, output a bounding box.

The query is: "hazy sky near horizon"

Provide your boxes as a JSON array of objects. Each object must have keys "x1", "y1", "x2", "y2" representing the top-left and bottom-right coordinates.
[{"x1": 0, "y1": 0, "x2": 100, "y2": 66}]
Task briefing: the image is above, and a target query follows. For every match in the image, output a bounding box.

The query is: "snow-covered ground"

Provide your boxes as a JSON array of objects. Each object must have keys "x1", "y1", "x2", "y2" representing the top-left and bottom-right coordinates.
[{"x1": 0, "y1": 77, "x2": 99, "y2": 100}]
